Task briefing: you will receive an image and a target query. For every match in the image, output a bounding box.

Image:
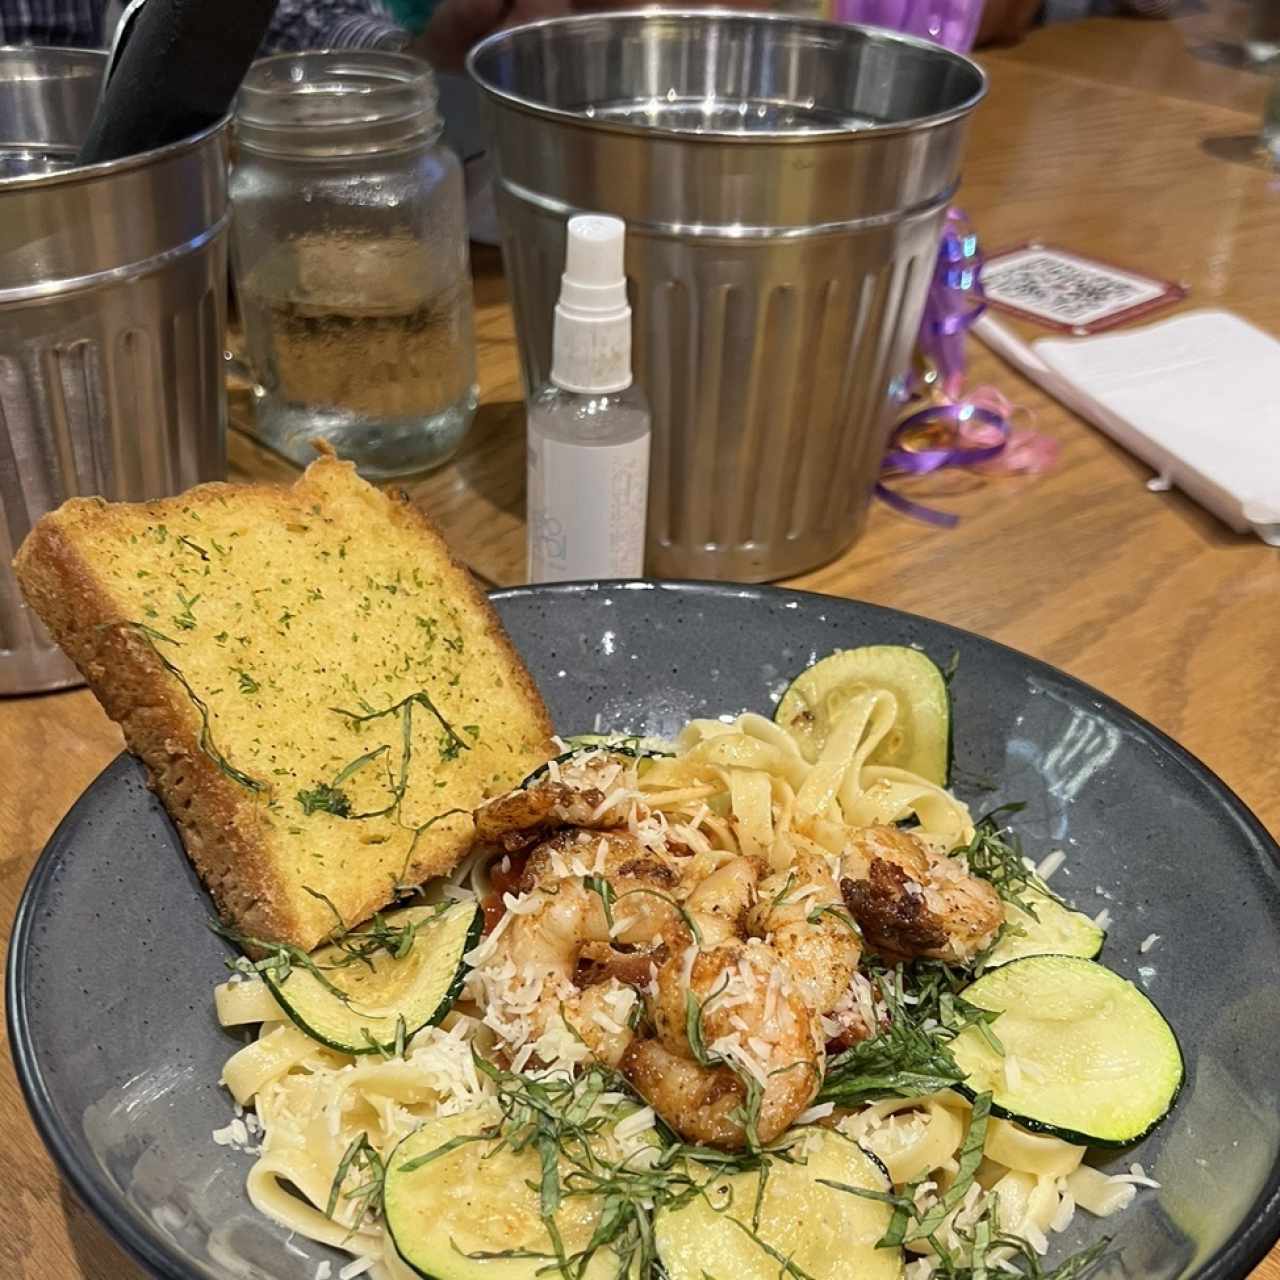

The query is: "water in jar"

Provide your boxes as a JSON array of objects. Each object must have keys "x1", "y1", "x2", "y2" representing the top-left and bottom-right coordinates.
[{"x1": 239, "y1": 229, "x2": 477, "y2": 479}]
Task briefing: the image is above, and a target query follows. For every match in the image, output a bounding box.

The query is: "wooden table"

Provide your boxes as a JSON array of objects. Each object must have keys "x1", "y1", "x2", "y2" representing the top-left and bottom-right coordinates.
[
  {"x1": 3, "y1": 18, "x2": 1278, "y2": 1279},
  {"x1": 997, "y1": 7, "x2": 1276, "y2": 116}
]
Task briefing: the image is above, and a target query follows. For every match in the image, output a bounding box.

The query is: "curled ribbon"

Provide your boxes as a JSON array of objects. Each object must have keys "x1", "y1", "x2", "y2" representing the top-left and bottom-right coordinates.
[
  {"x1": 920, "y1": 208, "x2": 988, "y2": 401},
  {"x1": 877, "y1": 209, "x2": 1057, "y2": 527}
]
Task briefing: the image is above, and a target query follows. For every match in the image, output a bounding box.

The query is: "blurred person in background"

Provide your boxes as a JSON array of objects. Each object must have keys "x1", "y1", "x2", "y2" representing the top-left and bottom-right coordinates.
[
  {"x1": 377, "y1": 0, "x2": 1183, "y2": 65},
  {"x1": 0, "y1": 0, "x2": 1175, "y2": 68},
  {"x1": 978, "y1": 0, "x2": 1174, "y2": 45},
  {"x1": 414, "y1": 0, "x2": 1179, "y2": 64},
  {"x1": 0, "y1": 0, "x2": 429, "y2": 51},
  {"x1": 0, "y1": 0, "x2": 651, "y2": 68}
]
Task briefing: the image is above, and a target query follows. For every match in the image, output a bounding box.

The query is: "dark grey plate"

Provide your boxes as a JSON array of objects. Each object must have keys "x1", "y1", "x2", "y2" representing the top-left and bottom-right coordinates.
[{"x1": 10, "y1": 582, "x2": 1280, "y2": 1280}]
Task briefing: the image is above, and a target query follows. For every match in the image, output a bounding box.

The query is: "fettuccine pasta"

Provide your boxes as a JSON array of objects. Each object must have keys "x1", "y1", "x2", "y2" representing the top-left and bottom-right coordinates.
[{"x1": 211, "y1": 679, "x2": 1159, "y2": 1280}]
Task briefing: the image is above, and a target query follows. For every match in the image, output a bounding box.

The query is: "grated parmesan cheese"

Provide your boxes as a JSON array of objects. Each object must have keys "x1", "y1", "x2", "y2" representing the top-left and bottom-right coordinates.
[
  {"x1": 1117, "y1": 1162, "x2": 1162, "y2": 1189},
  {"x1": 614, "y1": 1107, "x2": 656, "y2": 1144},
  {"x1": 315, "y1": 1264, "x2": 332, "y2": 1280},
  {"x1": 762, "y1": 970, "x2": 779, "y2": 1025},
  {"x1": 590, "y1": 1010, "x2": 625, "y2": 1036},
  {"x1": 1003, "y1": 1054, "x2": 1023, "y2": 1092},
  {"x1": 590, "y1": 791, "x2": 625, "y2": 823},
  {"x1": 1023, "y1": 1222, "x2": 1050, "y2": 1255},
  {"x1": 1093, "y1": 907, "x2": 1113, "y2": 930},
  {"x1": 503, "y1": 890, "x2": 544, "y2": 916},
  {"x1": 609, "y1": 914, "x2": 637, "y2": 939},
  {"x1": 463, "y1": 907, "x2": 517, "y2": 966},
  {"x1": 1139, "y1": 933, "x2": 1161, "y2": 953},
  {"x1": 707, "y1": 1033, "x2": 770, "y2": 1085},
  {"x1": 1036, "y1": 849, "x2": 1067, "y2": 881},
  {"x1": 212, "y1": 1117, "x2": 250, "y2": 1148},
  {"x1": 338, "y1": 1258, "x2": 376, "y2": 1280},
  {"x1": 795, "y1": 1101, "x2": 835, "y2": 1125}
]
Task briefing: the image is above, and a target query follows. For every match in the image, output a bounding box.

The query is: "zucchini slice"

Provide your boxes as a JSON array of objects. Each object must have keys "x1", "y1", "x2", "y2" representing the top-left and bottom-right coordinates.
[
  {"x1": 983, "y1": 889, "x2": 1105, "y2": 968},
  {"x1": 655, "y1": 1128, "x2": 903, "y2": 1280},
  {"x1": 951, "y1": 955, "x2": 1182, "y2": 1147},
  {"x1": 521, "y1": 733, "x2": 673, "y2": 788},
  {"x1": 265, "y1": 901, "x2": 479, "y2": 1055},
  {"x1": 564, "y1": 733, "x2": 671, "y2": 753},
  {"x1": 385, "y1": 1104, "x2": 638, "y2": 1280},
  {"x1": 775, "y1": 646, "x2": 951, "y2": 784}
]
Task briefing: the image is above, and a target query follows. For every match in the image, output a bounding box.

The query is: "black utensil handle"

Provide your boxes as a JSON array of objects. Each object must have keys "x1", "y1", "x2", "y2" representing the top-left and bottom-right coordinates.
[{"x1": 78, "y1": 0, "x2": 277, "y2": 165}]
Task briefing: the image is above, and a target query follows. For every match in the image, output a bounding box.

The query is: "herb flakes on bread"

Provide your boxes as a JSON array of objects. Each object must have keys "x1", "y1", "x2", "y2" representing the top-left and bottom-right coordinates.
[{"x1": 14, "y1": 454, "x2": 554, "y2": 951}]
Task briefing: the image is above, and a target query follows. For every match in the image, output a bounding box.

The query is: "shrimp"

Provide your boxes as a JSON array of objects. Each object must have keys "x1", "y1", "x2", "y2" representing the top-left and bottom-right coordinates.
[
  {"x1": 748, "y1": 849, "x2": 861, "y2": 1015},
  {"x1": 619, "y1": 1041, "x2": 755, "y2": 1148},
  {"x1": 839, "y1": 825, "x2": 1002, "y2": 963},
  {"x1": 474, "y1": 779, "x2": 624, "y2": 852},
  {"x1": 681, "y1": 855, "x2": 760, "y2": 947},
  {"x1": 484, "y1": 840, "x2": 680, "y2": 1066},
  {"x1": 624, "y1": 938, "x2": 824, "y2": 1148},
  {"x1": 521, "y1": 828, "x2": 679, "y2": 894},
  {"x1": 565, "y1": 980, "x2": 641, "y2": 1068},
  {"x1": 559, "y1": 850, "x2": 758, "y2": 993}
]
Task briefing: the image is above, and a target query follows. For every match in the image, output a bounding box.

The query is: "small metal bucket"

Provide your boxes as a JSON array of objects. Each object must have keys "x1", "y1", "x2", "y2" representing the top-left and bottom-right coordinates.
[
  {"x1": 0, "y1": 48, "x2": 230, "y2": 694},
  {"x1": 469, "y1": 11, "x2": 985, "y2": 581}
]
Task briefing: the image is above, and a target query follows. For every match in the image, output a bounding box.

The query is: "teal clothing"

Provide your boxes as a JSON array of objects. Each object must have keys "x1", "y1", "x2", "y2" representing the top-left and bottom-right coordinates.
[{"x1": 384, "y1": 0, "x2": 437, "y2": 30}]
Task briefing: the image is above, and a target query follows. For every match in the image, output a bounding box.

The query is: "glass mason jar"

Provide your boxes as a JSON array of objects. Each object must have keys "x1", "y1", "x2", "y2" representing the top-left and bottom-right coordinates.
[{"x1": 230, "y1": 52, "x2": 477, "y2": 479}]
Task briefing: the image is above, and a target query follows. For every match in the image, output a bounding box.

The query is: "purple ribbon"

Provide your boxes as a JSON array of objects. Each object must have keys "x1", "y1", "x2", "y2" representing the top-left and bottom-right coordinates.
[
  {"x1": 882, "y1": 403, "x2": 1007, "y2": 474},
  {"x1": 834, "y1": 5, "x2": 1030, "y2": 530},
  {"x1": 916, "y1": 209, "x2": 988, "y2": 395},
  {"x1": 876, "y1": 209, "x2": 1008, "y2": 527},
  {"x1": 874, "y1": 481, "x2": 962, "y2": 528}
]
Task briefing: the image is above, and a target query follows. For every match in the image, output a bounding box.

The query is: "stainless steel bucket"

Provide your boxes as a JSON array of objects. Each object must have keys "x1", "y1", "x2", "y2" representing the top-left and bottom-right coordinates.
[
  {"x1": 468, "y1": 11, "x2": 985, "y2": 581},
  {"x1": 0, "y1": 48, "x2": 230, "y2": 694}
]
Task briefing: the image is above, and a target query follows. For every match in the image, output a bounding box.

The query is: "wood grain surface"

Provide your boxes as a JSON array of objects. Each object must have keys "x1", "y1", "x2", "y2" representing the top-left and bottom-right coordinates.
[
  {"x1": 3, "y1": 19, "x2": 1278, "y2": 1279},
  {"x1": 997, "y1": 8, "x2": 1276, "y2": 116}
]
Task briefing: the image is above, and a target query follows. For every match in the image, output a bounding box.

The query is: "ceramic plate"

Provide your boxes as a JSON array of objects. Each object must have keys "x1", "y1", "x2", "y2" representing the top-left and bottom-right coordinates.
[{"x1": 10, "y1": 583, "x2": 1280, "y2": 1280}]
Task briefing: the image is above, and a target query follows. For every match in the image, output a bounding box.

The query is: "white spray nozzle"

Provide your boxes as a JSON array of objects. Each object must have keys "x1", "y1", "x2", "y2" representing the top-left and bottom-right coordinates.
[
  {"x1": 559, "y1": 215, "x2": 628, "y2": 318},
  {"x1": 551, "y1": 214, "x2": 633, "y2": 394}
]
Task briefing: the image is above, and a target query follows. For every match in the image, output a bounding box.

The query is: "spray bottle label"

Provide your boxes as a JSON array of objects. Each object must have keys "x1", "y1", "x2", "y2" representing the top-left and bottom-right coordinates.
[{"x1": 527, "y1": 432, "x2": 650, "y2": 580}]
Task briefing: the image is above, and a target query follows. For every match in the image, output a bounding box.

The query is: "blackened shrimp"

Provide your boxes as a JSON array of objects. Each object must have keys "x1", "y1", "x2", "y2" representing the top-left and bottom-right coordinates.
[
  {"x1": 839, "y1": 825, "x2": 1002, "y2": 963},
  {"x1": 474, "y1": 782, "x2": 622, "y2": 852}
]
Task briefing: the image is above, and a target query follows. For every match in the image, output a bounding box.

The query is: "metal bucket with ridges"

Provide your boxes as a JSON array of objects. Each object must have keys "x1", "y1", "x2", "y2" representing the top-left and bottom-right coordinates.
[
  {"x1": 0, "y1": 48, "x2": 229, "y2": 693},
  {"x1": 469, "y1": 11, "x2": 985, "y2": 581}
]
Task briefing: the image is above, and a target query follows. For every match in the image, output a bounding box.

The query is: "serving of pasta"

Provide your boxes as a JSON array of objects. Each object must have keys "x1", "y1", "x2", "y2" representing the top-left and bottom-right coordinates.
[{"x1": 212, "y1": 646, "x2": 1181, "y2": 1280}]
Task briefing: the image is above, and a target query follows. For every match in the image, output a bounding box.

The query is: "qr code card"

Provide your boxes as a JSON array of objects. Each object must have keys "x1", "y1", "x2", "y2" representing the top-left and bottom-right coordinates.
[{"x1": 980, "y1": 244, "x2": 1186, "y2": 333}]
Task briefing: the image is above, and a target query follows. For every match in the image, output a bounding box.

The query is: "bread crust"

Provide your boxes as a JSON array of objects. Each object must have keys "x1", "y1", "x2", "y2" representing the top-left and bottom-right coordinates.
[
  {"x1": 14, "y1": 456, "x2": 553, "y2": 950},
  {"x1": 14, "y1": 506, "x2": 299, "y2": 942}
]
